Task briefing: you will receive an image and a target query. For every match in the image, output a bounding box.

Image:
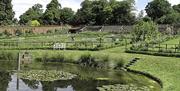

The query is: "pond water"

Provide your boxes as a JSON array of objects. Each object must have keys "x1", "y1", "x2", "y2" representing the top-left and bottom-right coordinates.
[{"x1": 0, "y1": 61, "x2": 161, "y2": 91}]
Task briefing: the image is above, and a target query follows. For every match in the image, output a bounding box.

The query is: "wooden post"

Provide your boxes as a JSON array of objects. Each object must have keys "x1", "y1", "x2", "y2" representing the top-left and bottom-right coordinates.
[
  {"x1": 166, "y1": 44, "x2": 168, "y2": 52},
  {"x1": 159, "y1": 43, "x2": 161, "y2": 52},
  {"x1": 17, "y1": 53, "x2": 21, "y2": 71},
  {"x1": 175, "y1": 44, "x2": 177, "y2": 53},
  {"x1": 125, "y1": 38, "x2": 127, "y2": 50}
]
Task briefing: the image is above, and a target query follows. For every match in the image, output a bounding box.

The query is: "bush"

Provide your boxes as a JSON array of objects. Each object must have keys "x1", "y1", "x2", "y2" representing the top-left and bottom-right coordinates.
[
  {"x1": 29, "y1": 20, "x2": 40, "y2": 27},
  {"x1": 114, "y1": 59, "x2": 125, "y2": 69},
  {"x1": 36, "y1": 53, "x2": 66, "y2": 63},
  {"x1": 78, "y1": 53, "x2": 95, "y2": 65},
  {"x1": 0, "y1": 51, "x2": 18, "y2": 61},
  {"x1": 15, "y1": 29, "x2": 23, "y2": 36},
  {"x1": 132, "y1": 20, "x2": 159, "y2": 43}
]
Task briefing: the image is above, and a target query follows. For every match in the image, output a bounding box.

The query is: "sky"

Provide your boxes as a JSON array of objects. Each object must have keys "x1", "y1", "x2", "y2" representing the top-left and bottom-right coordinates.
[{"x1": 12, "y1": 0, "x2": 180, "y2": 19}]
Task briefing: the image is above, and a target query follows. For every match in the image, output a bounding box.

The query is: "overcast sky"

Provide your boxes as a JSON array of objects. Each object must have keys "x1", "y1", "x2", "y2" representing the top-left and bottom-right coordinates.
[{"x1": 12, "y1": 0, "x2": 180, "y2": 19}]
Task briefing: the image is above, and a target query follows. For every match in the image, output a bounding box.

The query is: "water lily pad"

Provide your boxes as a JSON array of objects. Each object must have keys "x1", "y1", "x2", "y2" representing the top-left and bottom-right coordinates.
[
  {"x1": 19, "y1": 70, "x2": 77, "y2": 81},
  {"x1": 97, "y1": 84, "x2": 150, "y2": 91}
]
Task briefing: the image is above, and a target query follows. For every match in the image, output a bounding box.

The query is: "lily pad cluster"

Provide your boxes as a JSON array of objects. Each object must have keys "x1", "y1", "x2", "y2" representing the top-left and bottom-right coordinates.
[
  {"x1": 97, "y1": 84, "x2": 150, "y2": 91},
  {"x1": 19, "y1": 70, "x2": 77, "y2": 81}
]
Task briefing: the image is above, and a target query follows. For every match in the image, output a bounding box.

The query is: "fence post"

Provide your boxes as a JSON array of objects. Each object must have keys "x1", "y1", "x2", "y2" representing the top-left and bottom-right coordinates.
[
  {"x1": 175, "y1": 44, "x2": 177, "y2": 53},
  {"x1": 125, "y1": 38, "x2": 127, "y2": 50},
  {"x1": 159, "y1": 43, "x2": 161, "y2": 52},
  {"x1": 166, "y1": 44, "x2": 167, "y2": 52}
]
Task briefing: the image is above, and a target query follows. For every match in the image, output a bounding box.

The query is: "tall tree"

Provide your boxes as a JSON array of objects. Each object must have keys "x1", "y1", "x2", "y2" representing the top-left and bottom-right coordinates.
[
  {"x1": 110, "y1": 0, "x2": 135, "y2": 25},
  {"x1": 173, "y1": 4, "x2": 180, "y2": 13},
  {"x1": 73, "y1": 0, "x2": 95, "y2": 25},
  {"x1": 145, "y1": 0, "x2": 172, "y2": 21},
  {"x1": 19, "y1": 4, "x2": 43, "y2": 25},
  {"x1": 60, "y1": 7, "x2": 74, "y2": 24},
  {"x1": 42, "y1": 0, "x2": 61, "y2": 25},
  {"x1": 91, "y1": 0, "x2": 110, "y2": 25},
  {"x1": 73, "y1": 0, "x2": 135, "y2": 25},
  {"x1": 0, "y1": 0, "x2": 14, "y2": 25}
]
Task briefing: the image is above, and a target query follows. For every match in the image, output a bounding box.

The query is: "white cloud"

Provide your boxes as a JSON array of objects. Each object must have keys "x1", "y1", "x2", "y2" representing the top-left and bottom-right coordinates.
[
  {"x1": 12, "y1": 0, "x2": 82, "y2": 19},
  {"x1": 168, "y1": 0, "x2": 180, "y2": 5}
]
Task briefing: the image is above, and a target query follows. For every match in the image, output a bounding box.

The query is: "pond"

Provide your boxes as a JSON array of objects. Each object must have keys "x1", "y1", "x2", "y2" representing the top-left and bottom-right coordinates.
[{"x1": 0, "y1": 61, "x2": 161, "y2": 91}]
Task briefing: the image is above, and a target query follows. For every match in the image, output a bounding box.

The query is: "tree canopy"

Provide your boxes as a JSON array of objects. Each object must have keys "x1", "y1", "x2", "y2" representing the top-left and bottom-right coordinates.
[
  {"x1": 19, "y1": 4, "x2": 43, "y2": 25},
  {"x1": 145, "y1": 0, "x2": 172, "y2": 21},
  {"x1": 0, "y1": 0, "x2": 14, "y2": 25},
  {"x1": 72, "y1": 0, "x2": 135, "y2": 25},
  {"x1": 42, "y1": 0, "x2": 61, "y2": 25}
]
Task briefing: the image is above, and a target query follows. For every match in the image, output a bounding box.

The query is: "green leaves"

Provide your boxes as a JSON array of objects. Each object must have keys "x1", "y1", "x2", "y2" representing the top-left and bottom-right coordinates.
[
  {"x1": 145, "y1": 0, "x2": 172, "y2": 21},
  {"x1": 0, "y1": 0, "x2": 14, "y2": 25},
  {"x1": 19, "y1": 70, "x2": 77, "y2": 81},
  {"x1": 42, "y1": 0, "x2": 61, "y2": 25},
  {"x1": 132, "y1": 21, "x2": 159, "y2": 43},
  {"x1": 19, "y1": 4, "x2": 43, "y2": 25}
]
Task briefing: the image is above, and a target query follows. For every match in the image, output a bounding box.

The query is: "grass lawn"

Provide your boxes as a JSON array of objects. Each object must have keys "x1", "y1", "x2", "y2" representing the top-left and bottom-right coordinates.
[{"x1": 162, "y1": 36, "x2": 180, "y2": 44}]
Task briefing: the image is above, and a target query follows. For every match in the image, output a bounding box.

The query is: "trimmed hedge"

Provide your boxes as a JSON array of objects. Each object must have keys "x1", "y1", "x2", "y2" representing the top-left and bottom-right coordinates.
[{"x1": 126, "y1": 50, "x2": 180, "y2": 58}]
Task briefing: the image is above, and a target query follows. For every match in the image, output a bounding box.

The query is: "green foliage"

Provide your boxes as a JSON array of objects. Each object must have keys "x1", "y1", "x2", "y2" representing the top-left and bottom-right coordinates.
[
  {"x1": 19, "y1": 4, "x2": 43, "y2": 25},
  {"x1": 29, "y1": 20, "x2": 41, "y2": 27},
  {"x1": 173, "y1": 4, "x2": 180, "y2": 13},
  {"x1": 72, "y1": 0, "x2": 135, "y2": 25},
  {"x1": 157, "y1": 12, "x2": 180, "y2": 24},
  {"x1": 15, "y1": 29, "x2": 23, "y2": 36},
  {"x1": 60, "y1": 7, "x2": 74, "y2": 24},
  {"x1": 19, "y1": 70, "x2": 77, "y2": 81},
  {"x1": 3, "y1": 30, "x2": 11, "y2": 37},
  {"x1": 132, "y1": 21, "x2": 159, "y2": 43},
  {"x1": 0, "y1": 51, "x2": 17, "y2": 61},
  {"x1": 145, "y1": 0, "x2": 172, "y2": 21},
  {"x1": 0, "y1": 0, "x2": 14, "y2": 25},
  {"x1": 42, "y1": 0, "x2": 61, "y2": 25}
]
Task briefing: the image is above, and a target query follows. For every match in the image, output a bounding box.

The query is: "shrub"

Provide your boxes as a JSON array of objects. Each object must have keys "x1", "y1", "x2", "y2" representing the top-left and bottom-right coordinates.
[
  {"x1": 0, "y1": 51, "x2": 18, "y2": 61},
  {"x1": 29, "y1": 20, "x2": 40, "y2": 27},
  {"x1": 114, "y1": 59, "x2": 125, "y2": 69},
  {"x1": 15, "y1": 29, "x2": 23, "y2": 36},
  {"x1": 132, "y1": 20, "x2": 159, "y2": 43},
  {"x1": 78, "y1": 53, "x2": 95, "y2": 65},
  {"x1": 47, "y1": 30, "x2": 53, "y2": 34}
]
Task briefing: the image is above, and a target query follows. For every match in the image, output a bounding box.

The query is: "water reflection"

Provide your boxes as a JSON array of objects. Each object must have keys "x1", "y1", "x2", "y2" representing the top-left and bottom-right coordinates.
[
  {"x1": 0, "y1": 61, "x2": 161, "y2": 91},
  {"x1": 0, "y1": 71, "x2": 11, "y2": 91},
  {"x1": 4, "y1": 72, "x2": 116, "y2": 91}
]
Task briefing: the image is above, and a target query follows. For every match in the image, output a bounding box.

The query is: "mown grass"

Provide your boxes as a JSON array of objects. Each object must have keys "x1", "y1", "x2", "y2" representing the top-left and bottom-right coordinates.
[{"x1": 162, "y1": 36, "x2": 180, "y2": 44}]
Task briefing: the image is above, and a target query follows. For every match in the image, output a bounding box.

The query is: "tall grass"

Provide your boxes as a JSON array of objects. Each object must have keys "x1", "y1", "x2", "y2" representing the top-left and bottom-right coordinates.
[{"x1": 0, "y1": 51, "x2": 18, "y2": 61}]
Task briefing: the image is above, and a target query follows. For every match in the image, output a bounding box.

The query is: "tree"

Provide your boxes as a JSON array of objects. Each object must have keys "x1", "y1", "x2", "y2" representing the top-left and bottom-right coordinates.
[
  {"x1": 72, "y1": 0, "x2": 135, "y2": 25},
  {"x1": 145, "y1": 0, "x2": 172, "y2": 21},
  {"x1": 173, "y1": 4, "x2": 180, "y2": 13},
  {"x1": 60, "y1": 7, "x2": 74, "y2": 24},
  {"x1": 19, "y1": 4, "x2": 43, "y2": 25},
  {"x1": 42, "y1": 0, "x2": 61, "y2": 25},
  {"x1": 72, "y1": 0, "x2": 95, "y2": 25},
  {"x1": 157, "y1": 12, "x2": 180, "y2": 24},
  {"x1": 110, "y1": 0, "x2": 135, "y2": 25},
  {"x1": 132, "y1": 20, "x2": 159, "y2": 43},
  {"x1": 91, "y1": 0, "x2": 111, "y2": 25},
  {"x1": 0, "y1": 0, "x2": 14, "y2": 25}
]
